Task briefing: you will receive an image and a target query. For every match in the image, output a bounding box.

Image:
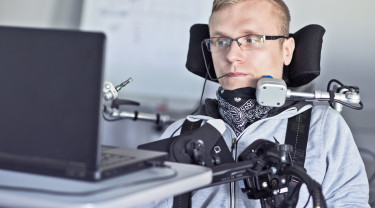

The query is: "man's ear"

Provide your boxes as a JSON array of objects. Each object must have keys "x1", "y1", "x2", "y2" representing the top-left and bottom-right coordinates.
[{"x1": 283, "y1": 37, "x2": 295, "y2": 66}]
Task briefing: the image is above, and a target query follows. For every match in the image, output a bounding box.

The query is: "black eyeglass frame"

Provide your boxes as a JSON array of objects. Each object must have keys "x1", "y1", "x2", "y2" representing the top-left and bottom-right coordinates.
[{"x1": 203, "y1": 34, "x2": 289, "y2": 52}]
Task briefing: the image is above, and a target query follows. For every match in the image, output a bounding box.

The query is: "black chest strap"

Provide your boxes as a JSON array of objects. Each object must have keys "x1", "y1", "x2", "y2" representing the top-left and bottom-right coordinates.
[
  {"x1": 263, "y1": 108, "x2": 312, "y2": 208},
  {"x1": 173, "y1": 119, "x2": 202, "y2": 208},
  {"x1": 285, "y1": 108, "x2": 312, "y2": 167}
]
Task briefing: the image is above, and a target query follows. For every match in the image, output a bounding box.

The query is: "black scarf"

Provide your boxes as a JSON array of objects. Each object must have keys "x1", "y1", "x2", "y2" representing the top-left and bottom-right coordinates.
[{"x1": 217, "y1": 87, "x2": 272, "y2": 136}]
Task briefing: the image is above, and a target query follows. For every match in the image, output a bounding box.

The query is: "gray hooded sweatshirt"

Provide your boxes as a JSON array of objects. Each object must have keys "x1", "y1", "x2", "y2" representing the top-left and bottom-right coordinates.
[{"x1": 139, "y1": 99, "x2": 370, "y2": 208}]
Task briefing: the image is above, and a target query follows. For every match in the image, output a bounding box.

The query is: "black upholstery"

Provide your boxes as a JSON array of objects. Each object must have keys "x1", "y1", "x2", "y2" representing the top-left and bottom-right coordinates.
[{"x1": 185, "y1": 24, "x2": 326, "y2": 87}]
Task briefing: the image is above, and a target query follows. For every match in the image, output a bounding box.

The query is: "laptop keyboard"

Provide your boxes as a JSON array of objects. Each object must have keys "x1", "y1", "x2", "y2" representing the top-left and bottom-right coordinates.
[{"x1": 100, "y1": 152, "x2": 134, "y2": 167}]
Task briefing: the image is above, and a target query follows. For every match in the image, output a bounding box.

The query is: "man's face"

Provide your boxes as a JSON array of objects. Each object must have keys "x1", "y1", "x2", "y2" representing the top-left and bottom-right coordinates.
[{"x1": 209, "y1": 0, "x2": 294, "y2": 90}]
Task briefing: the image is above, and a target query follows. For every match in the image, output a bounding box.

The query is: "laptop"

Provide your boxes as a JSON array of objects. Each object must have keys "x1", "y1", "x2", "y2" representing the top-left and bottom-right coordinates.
[{"x1": 0, "y1": 25, "x2": 167, "y2": 181}]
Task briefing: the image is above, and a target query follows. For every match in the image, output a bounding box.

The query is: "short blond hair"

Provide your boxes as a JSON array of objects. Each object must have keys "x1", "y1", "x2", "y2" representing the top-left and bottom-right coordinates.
[{"x1": 210, "y1": 0, "x2": 291, "y2": 36}]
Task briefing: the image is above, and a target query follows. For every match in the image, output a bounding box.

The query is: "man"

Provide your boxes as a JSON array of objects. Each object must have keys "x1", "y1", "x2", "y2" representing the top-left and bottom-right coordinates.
[{"x1": 141, "y1": 0, "x2": 370, "y2": 207}]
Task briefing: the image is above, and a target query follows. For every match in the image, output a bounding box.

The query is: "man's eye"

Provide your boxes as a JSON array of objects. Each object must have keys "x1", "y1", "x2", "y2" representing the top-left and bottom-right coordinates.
[
  {"x1": 246, "y1": 37, "x2": 260, "y2": 43},
  {"x1": 215, "y1": 39, "x2": 230, "y2": 46}
]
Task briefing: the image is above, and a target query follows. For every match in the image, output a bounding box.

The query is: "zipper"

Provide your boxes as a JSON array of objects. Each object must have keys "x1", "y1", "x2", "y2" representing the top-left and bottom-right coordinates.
[
  {"x1": 231, "y1": 138, "x2": 238, "y2": 161},
  {"x1": 226, "y1": 107, "x2": 300, "y2": 208},
  {"x1": 230, "y1": 137, "x2": 238, "y2": 208}
]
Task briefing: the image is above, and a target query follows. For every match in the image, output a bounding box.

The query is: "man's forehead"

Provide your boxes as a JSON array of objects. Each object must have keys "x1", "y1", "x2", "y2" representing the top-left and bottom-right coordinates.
[
  {"x1": 209, "y1": 3, "x2": 279, "y2": 38},
  {"x1": 209, "y1": 0, "x2": 282, "y2": 37},
  {"x1": 210, "y1": 28, "x2": 259, "y2": 37}
]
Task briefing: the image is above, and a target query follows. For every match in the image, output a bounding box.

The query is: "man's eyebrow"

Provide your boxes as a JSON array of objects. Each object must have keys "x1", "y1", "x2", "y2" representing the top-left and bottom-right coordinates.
[
  {"x1": 242, "y1": 30, "x2": 257, "y2": 35},
  {"x1": 210, "y1": 32, "x2": 228, "y2": 37},
  {"x1": 210, "y1": 30, "x2": 258, "y2": 38}
]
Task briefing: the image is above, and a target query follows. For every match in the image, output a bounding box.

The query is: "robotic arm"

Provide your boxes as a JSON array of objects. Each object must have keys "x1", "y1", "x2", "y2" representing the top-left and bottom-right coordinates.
[
  {"x1": 256, "y1": 77, "x2": 363, "y2": 112},
  {"x1": 102, "y1": 77, "x2": 363, "y2": 125},
  {"x1": 102, "y1": 78, "x2": 177, "y2": 126}
]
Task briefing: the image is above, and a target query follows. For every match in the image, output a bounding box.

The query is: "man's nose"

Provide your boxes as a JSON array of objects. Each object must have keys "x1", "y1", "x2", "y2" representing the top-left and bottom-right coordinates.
[{"x1": 226, "y1": 40, "x2": 244, "y2": 63}]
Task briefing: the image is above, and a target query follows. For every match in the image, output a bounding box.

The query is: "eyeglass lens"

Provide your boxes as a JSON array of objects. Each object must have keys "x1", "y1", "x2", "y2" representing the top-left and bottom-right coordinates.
[{"x1": 206, "y1": 35, "x2": 265, "y2": 52}]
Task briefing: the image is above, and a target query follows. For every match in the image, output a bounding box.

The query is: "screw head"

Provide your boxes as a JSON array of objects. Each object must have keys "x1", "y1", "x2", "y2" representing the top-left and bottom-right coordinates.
[{"x1": 271, "y1": 178, "x2": 279, "y2": 187}]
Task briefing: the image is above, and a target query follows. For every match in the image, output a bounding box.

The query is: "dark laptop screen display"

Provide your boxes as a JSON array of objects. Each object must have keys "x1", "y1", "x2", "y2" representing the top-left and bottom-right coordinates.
[{"x1": 0, "y1": 26, "x2": 105, "y2": 169}]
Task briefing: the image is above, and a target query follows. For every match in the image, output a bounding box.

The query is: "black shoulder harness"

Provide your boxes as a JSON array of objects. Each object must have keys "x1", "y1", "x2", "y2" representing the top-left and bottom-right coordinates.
[
  {"x1": 173, "y1": 108, "x2": 312, "y2": 208},
  {"x1": 172, "y1": 119, "x2": 203, "y2": 208}
]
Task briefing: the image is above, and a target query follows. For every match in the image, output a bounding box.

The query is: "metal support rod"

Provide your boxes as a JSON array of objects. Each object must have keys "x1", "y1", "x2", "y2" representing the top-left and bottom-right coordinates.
[
  {"x1": 105, "y1": 107, "x2": 178, "y2": 125},
  {"x1": 287, "y1": 89, "x2": 360, "y2": 104}
]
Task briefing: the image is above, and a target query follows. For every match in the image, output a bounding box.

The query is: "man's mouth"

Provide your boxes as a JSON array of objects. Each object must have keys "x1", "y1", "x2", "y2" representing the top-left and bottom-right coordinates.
[{"x1": 227, "y1": 72, "x2": 247, "y2": 77}]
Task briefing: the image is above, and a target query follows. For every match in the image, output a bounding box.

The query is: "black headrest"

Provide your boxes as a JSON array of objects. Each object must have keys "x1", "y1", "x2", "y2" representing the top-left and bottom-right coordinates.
[{"x1": 185, "y1": 24, "x2": 326, "y2": 87}]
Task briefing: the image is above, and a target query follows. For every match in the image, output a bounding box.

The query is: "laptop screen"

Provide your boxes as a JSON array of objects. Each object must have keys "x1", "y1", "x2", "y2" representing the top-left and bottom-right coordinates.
[{"x1": 0, "y1": 26, "x2": 105, "y2": 170}]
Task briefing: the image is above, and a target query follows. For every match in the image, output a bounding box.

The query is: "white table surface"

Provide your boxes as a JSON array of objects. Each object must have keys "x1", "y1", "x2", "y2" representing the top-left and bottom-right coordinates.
[{"x1": 0, "y1": 162, "x2": 212, "y2": 208}]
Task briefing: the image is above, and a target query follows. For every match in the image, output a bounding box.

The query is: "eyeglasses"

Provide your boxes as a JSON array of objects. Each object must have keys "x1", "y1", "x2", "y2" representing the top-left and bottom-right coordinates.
[{"x1": 203, "y1": 34, "x2": 288, "y2": 53}]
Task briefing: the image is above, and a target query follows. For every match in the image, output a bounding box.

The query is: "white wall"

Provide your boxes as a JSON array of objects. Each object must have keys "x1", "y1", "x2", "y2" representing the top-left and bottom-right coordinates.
[
  {"x1": 0, "y1": 0, "x2": 82, "y2": 29},
  {"x1": 80, "y1": 0, "x2": 215, "y2": 113}
]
